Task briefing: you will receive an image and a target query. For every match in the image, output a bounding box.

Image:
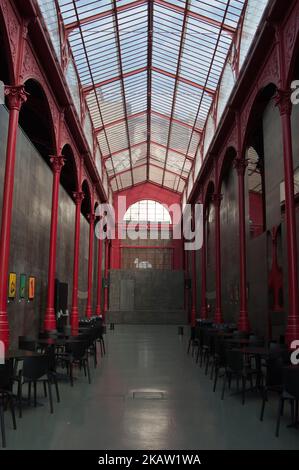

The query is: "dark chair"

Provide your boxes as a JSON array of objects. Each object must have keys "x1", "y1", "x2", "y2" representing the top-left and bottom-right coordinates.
[
  {"x1": 187, "y1": 327, "x2": 198, "y2": 356},
  {"x1": 59, "y1": 341, "x2": 91, "y2": 386},
  {"x1": 17, "y1": 356, "x2": 54, "y2": 415},
  {"x1": 276, "y1": 366, "x2": 299, "y2": 437},
  {"x1": 0, "y1": 360, "x2": 17, "y2": 448},
  {"x1": 221, "y1": 349, "x2": 257, "y2": 404},
  {"x1": 212, "y1": 338, "x2": 227, "y2": 392},
  {"x1": 260, "y1": 351, "x2": 289, "y2": 422},
  {"x1": 95, "y1": 325, "x2": 106, "y2": 357}
]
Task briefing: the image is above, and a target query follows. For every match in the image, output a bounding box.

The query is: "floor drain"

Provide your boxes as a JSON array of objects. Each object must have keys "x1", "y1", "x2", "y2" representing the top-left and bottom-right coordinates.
[{"x1": 132, "y1": 391, "x2": 165, "y2": 400}]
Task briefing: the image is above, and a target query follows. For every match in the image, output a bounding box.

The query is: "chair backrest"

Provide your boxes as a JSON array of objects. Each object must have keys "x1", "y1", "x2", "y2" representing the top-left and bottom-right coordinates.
[
  {"x1": 69, "y1": 341, "x2": 88, "y2": 360},
  {"x1": 215, "y1": 337, "x2": 227, "y2": 366},
  {"x1": 284, "y1": 368, "x2": 299, "y2": 399},
  {"x1": 22, "y1": 356, "x2": 49, "y2": 381},
  {"x1": 233, "y1": 331, "x2": 248, "y2": 339},
  {"x1": 266, "y1": 354, "x2": 286, "y2": 387},
  {"x1": 39, "y1": 330, "x2": 58, "y2": 339},
  {"x1": 19, "y1": 336, "x2": 37, "y2": 351},
  {"x1": 0, "y1": 359, "x2": 14, "y2": 390},
  {"x1": 226, "y1": 350, "x2": 244, "y2": 372}
]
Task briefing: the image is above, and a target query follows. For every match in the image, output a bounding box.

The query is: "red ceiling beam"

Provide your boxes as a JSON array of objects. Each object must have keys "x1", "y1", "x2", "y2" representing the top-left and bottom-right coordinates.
[
  {"x1": 151, "y1": 66, "x2": 215, "y2": 96},
  {"x1": 155, "y1": 0, "x2": 236, "y2": 34},
  {"x1": 108, "y1": 161, "x2": 186, "y2": 182},
  {"x1": 83, "y1": 66, "x2": 215, "y2": 96},
  {"x1": 83, "y1": 67, "x2": 147, "y2": 94},
  {"x1": 65, "y1": 0, "x2": 146, "y2": 33},
  {"x1": 95, "y1": 110, "x2": 203, "y2": 134},
  {"x1": 65, "y1": 0, "x2": 235, "y2": 36},
  {"x1": 152, "y1": 110, "x2": 202, "y2": 133},
  {"x1": 102, "y1": 140, "x2": 194, "y2": 161}
]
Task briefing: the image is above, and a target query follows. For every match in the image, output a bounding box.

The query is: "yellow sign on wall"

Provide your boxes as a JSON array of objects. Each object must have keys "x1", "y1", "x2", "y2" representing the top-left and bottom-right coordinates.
[{"x1": 8, "y1": 272, "x2": 17, "y2": 299}]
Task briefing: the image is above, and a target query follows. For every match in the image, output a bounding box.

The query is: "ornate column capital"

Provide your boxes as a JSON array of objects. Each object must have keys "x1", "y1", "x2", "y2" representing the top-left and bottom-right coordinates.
[
  {"x1": 4, "y1": 85, "x2": 28, "y2": 111},
  {"x1": 212, "y1": 193, "x2": 223, "y2": 207},
  {"x1": 73, "y1": 191, "x2": 85, "y2": 206},
  {"x1": 233, "y1": 158, "x2": 248, "y2": 176},
  {"x1": 275, "y1": 89, "x2": 292, "y2": 116},
  {"x1": 50, "y1": 155, "x2": 65, "y2": 174}
]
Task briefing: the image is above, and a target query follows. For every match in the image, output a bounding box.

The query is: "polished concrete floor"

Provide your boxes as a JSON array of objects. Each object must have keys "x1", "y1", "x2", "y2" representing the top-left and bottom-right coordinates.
[{"x1": 2, "y1": 325, "x2": 299, "y2": 450}]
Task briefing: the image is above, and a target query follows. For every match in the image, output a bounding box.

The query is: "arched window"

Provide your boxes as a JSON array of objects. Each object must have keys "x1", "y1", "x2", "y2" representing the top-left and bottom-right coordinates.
[{"x1": 124, "y1": 200, "x2": 171, "y2": 223}]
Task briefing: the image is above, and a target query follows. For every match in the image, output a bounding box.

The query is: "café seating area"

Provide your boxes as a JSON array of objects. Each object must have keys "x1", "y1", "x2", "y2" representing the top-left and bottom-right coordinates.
[
  {"x1": 187, "y1": 321, "x2": 299, "y2": 438},
  {"x1": 0, "y1": 317, "x2": 106, "y2": 448}
]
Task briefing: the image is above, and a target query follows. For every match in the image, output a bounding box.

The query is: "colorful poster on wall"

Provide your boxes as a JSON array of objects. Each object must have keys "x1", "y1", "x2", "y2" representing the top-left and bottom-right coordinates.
[
  {"x1": 8, "y1": 272, "x2": 17, "y2": 299},
  {"x1": 19, "y1": 274, "x2": 26, "y2": 299},
  {"x1": 28, "y1": 276, "x2": 36, "y2": 300}
]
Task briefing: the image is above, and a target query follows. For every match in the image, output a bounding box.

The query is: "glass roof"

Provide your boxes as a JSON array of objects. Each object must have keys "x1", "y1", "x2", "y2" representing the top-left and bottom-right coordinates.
[{"x1": 56, "y1": 0, "x2": 249, "y2": 192}]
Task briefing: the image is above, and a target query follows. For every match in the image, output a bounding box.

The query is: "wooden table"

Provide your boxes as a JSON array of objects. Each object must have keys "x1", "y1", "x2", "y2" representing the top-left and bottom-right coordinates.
[
  {"x1": 37, "y1": 338, "x2": 83, "y2": 346},
  {"x1": 6, "y1": 349, "x2": 42, "y2": 360},
  {"x1": 225, "y1": 338, "x2": 262, "y2": 346}
]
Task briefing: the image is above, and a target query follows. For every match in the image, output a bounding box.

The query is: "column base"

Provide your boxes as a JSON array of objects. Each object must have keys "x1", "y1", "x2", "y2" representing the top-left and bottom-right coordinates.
[
  {"x1": 238, "y1": 310, "x2": 250, "y2": 332},
  {"x1": 191, "y1": 306, "x2": 196, "y2": 327},
  {"x1": 201, "y1": 306, "x2": 208, "y2": 320},
  {"x1": 71, "y1": 306, "x2": 79, "y2": 335},
  {"x1": 285, "y1": 316, "x2": 299, "y2": 348},
  {"x1": 85, "y1": 305, "x2": 93, "y2": 319},
  {"x1": 214, "y1": 308, "x2": 223, "y2": 324},
  {"x1": 0, "y1": 310, "x2": 9, "y2": 351},
  {"x1": 44, "y1": 307, "x2": 57, "y2": 331},
  {"x1": 95, "y1": 306, "x2": 102, "y2": 316}
]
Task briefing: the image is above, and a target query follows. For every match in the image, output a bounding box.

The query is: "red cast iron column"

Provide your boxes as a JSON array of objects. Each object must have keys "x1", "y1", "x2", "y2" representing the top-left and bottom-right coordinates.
[
  {"x1": 104, "y1": 238, "x2": 110, "y2": 314},
  {"x1": 234, "y1": 157, "x2": 250, "y2": 332},
  {"x1": 85, "y1": 213, "x2": 95, "y2": 319},
  {"x1": 275, "y1": 90, "x2": 299, "y2": 347},
  {"x1": 201, "y1": 208, "x2": 208, "y2": 319},
  {"x1": 184, "y1": 247, "x2": 189, "y2": 310},
  {"x1": 213, "y1": 193, "x2": 223, "y2": 324},
  {"x1": 95, "y1": 237, "x2": 103, "y2": 317},
  {"x1": 70, "y1": 191, "x2": 84, "y2": 334},
  {"x1": 191, "y1": 206, "x2": 197, "y2": 326},
  {"x1": 0, "y1": 86, "x2": 27, "y2": 350},
  {"x1": 44, "y1": 155, "x2": 65, "y2": 331},
  {"x1": 191, "y1": 248, "x2": 197, "y2": 326}
]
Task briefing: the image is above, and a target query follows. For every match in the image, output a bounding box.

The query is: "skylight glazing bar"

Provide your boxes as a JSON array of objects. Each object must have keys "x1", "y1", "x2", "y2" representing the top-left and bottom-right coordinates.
[
  {"x1": 65, "y1": 0, "x2": 146, "y2": 31},
  {"x1": 112, "y1": 0, "x2": 134, "y2": 184},
  {"x1": 174, "y1": 0, "x2": 237, "y2": 192},
  {"x1": 155, "y1": 0, "x2": 236, "y2": 34},
  {"x1": 147, "y1": 0, "x2": 154, "y2": 180},
  {"x1": 61, "y1": 0, "x2": 120, "y2": 191},
  {"x1": 161, "y1": 0, "x2": 190, "y2": 188}
]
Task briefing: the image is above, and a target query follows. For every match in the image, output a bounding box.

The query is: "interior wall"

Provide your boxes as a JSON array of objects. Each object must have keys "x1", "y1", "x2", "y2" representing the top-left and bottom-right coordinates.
[
  {"x1": 220, "y1": 167, "x2": 240, "y2": 323},
  {"x1": 0, "y1": 106, "x2": 97, "y2": 346}
]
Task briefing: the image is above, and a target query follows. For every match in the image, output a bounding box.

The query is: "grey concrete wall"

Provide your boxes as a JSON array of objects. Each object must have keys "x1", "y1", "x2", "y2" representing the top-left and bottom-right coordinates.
[
  {"x1": 0, "y1": 106, "x2": 99, "y2": 346},
  {"x1": 220, "y1": 166, "x2": 240, "y2": 324},
  {"x1": 108, "y1": 269, "x2": 186, "y2": 324},
  {"x1": 109, "y1": 269, "x2": 184, "y2": 311}
]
